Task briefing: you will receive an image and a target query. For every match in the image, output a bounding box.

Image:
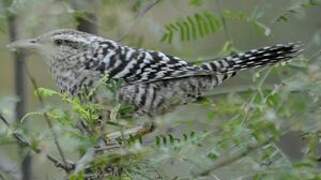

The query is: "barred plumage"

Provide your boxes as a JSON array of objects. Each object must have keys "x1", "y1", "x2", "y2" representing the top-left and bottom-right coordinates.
[
  {"x1": 7, "y1": 29, "x2": 303, "y2": 116},
  {"x1": 200, "y1": 43, "x2": 302, "y2": 74}
]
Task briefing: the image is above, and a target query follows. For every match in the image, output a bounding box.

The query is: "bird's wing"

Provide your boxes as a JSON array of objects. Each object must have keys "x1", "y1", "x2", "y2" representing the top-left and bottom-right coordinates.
[
  {"x1": 87, "y1": 41, "x2": 214, "y2": 84},
  {"x1": 119, "y1": 49, "x2": 213, "y2": 84}
]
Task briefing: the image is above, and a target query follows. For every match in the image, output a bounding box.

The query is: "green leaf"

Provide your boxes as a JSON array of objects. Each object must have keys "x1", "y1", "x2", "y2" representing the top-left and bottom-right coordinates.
[
  {"x1": 161, "y1": 11, "x2": 222, "y2": 43},
  {"x1": 189, "y1": 0, "x2": 204, "y2": 6},
  {"x1": 223, "y1": 10, "x2": 271, "y2": 37},
  {"x1": 69, "y1": 171, "x2": 85, "y2": 180},
  {"x1": 253, "y1": 21, "x2": 271, "y2": 36},
  {"x1": 207, "y1": 148, "x2": 220, "y2": 160},
  {"x1": 275, "y1": 0, "x2": 321, "y2": 23},
  {"x1": 34, "y1": 88, "x2": 59, "y2": 97},
  {"x1": 20, "y1": 111, "x2": 43, "y2": 124}
]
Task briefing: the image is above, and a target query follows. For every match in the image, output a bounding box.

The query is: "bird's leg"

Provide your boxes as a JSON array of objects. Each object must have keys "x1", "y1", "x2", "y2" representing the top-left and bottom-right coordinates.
[{"x1": 105, "y1": 121, "x2": 156, "y2": 142}]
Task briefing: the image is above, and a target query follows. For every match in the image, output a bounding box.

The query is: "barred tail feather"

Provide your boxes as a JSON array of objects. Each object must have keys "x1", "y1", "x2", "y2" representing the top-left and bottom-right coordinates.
[{"x1": 200, "y1": 42, "x2": 304, "y2": 74}]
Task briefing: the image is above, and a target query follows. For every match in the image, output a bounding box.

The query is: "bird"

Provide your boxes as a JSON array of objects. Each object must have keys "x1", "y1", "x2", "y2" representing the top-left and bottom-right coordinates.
[{"x1": 8, "y1": 29, "x2": 303, "y2": 117}]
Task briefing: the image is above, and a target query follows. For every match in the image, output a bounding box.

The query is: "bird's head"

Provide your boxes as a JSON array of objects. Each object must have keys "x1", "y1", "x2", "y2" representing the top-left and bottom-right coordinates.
[{"x1": 7, "y1": 29, "x2": 98, "y2": 63}]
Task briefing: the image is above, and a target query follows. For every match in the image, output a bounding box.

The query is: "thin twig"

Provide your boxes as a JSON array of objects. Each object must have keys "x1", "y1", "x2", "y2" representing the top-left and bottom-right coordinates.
[
  {"x1": 240, "y1": 67, "x2": 273, "y2": 126},
  {"x1": 0, "y1": 113, "x2": 10, "y2": 126},
  {"x1": 25, "y1": 67, "x2": 70, "y2": 173},
  {"x1": 117, "y1": 0, "x2": 162, "y2": 41},
  {"x1": 73, "y1": 123, "x2": 153, "y2": 175},
  {"x1": 94, "y1": 144, "x2": 121, "y2": 153},
  {"x1": 194, "y1": 137, "x2": 273, "y2": 177},
  {"x1": 195, "y1": 65, "x2": 301, "y2": 177},
  {"x1": 0, "y1": 112, "x2": 74, "y2": 172},
  {"x1": 195, "y1": 126, "x2": 299, "y2": 177},
  {"x1": 135, "y1": 0, "x2": 162, "y2": 19},
  {"x1": 194, "y1": 69, "x2": 274, "y2": 177}
]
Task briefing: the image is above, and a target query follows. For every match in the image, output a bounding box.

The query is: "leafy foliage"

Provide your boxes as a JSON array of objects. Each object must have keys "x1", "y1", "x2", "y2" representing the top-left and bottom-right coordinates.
[
  {"x1": 275, "y1": 0, "x2": 321, "y2": 22},
  {"x1": 161, "y1": 11, "x2": 222, "y2": 43},
  {"x1": 161, "y1": 9, "x2": 271, "y2": 43},
  {"x1": 222, "y1": 9, "x2": 271, "y2": 36}
]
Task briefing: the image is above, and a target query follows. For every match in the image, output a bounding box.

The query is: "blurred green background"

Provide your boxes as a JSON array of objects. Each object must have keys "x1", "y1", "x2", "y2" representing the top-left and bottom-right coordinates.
[{"x1": 0, "y1": 0, "x2": 321, "y2": 179}]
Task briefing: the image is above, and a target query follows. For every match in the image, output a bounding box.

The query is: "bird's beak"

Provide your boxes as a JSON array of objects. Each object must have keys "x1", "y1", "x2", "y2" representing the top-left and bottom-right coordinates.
[{"x1": 6, "y1": 38, "x2": 39, "y2": 51}]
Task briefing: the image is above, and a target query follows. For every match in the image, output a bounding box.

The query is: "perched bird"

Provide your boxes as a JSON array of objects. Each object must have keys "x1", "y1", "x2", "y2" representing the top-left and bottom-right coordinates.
[{"x1": 8, "y1": 29, "x2": 303, "y2": 116}]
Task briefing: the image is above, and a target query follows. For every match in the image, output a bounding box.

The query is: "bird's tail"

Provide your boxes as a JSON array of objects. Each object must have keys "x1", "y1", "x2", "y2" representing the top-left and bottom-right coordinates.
[{"x1": 200, "y1": 42, "x2": 303, "y2": 75}]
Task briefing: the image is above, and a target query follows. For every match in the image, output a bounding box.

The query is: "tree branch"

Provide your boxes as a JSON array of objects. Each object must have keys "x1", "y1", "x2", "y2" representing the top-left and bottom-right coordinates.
[
  {"x1": 5, "y1": 3, "x2": 32, "y2": 179},
  {"x1": 0, "y1": 113, "x2": 10, "y2": 126},
  {"x1": 25, "y1": 67, "x2": 70, "y2": 173},
  {"x1": 0, "y1": 112, "x2": 74, "y2": 172},
  {"x1": 194, "y1": 137, "x2": 273, "y2": 177},
  {"x1": 117, "y1": 0, "x2": 162, "y2": 41}
]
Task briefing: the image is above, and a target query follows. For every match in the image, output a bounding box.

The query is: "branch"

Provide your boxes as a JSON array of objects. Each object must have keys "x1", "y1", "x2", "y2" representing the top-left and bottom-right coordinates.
[
  {"x1": 0, "y1": 113, "x2": 10, "y2": 126},
  {"x1": 72, "y1": 122, "x2": 155, "y2": 176},
  {"x1": 194, "y1": 137, "x2": 273, "y2": 177},
  {"x1": 117, "y1": 0, "x2": 162, "y2": 41},
  {"x1": 5, "y1": 6, "x2": 31, "y2": 179},
  {"x1": 135, "y1": 0, "x2": 162, "y2": 19},
  {"x1": 25, "y1": 67, "x2": 70, "y2": 173},
  {"x1": 0, "y1": 112, "x2": 74, "y2": 172}
]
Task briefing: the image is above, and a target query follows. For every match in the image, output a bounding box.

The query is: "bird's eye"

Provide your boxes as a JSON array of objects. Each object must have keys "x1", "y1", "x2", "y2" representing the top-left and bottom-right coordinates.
[
  {"x1": 54, "y1": 39, "x2": 63, "y2": 46},
  {"x1": 53, "y1": 39, "x2": 80, "y2": 49}
]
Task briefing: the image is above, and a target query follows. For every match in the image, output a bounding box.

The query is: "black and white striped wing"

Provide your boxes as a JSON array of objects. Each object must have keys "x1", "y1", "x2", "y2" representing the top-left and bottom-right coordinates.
[
  {"x1": 120, "y1": 49, "x2": 211, "y2": 84},
  {"x1": 87, "y1": 41, "x2": 210, "y2": 84}
]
